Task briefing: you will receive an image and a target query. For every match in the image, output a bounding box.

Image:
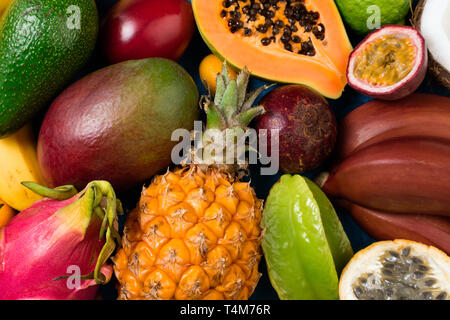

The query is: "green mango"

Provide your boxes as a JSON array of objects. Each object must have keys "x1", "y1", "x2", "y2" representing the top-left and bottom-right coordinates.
[
  {"x1": 0, "y1": 0, "x2": 98, "y2": 137},
  {"x1": 261, "y1": 174, "x2": 354, "y2": 300}
]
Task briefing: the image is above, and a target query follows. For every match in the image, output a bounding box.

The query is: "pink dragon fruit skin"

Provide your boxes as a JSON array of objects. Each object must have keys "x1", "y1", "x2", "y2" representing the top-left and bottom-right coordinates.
[{"x1": 0, "y1": 181, "x2": 120, "y2": 300}]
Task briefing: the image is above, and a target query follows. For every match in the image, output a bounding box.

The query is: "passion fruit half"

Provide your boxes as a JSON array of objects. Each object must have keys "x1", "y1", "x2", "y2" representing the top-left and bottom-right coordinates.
[
  {"x1": 347, "y1": 26, "x2": 428, "y2": 100},
  {"x1": 339, "y1": 240, "x2": 450, "y2": 300}
]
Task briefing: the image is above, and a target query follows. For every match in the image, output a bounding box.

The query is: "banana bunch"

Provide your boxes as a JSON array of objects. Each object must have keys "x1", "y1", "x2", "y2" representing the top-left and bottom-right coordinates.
[
  {"x1": 0, "y1": 124, "x2": 46, "y2": 211},
  {"x1": 318, "y1": 93, "x2": 450, "y2": 255}
]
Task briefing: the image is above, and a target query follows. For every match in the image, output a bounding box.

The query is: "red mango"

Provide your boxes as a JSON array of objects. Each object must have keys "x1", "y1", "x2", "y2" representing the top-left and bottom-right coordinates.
[{"x1": 100, "y1": 0, "x2": 195, "y2": 63}]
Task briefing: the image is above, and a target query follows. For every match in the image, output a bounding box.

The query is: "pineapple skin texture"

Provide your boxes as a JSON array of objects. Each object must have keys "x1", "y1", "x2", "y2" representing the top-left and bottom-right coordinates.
[{"x1": 113, "y1": 166, "x2": 263, "y2": 300}]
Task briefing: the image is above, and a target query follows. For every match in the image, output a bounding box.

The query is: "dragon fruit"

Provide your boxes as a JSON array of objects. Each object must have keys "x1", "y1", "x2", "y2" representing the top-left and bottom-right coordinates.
[{"x1": 0, "y1": 181, "x2": 122, "y2": 300}]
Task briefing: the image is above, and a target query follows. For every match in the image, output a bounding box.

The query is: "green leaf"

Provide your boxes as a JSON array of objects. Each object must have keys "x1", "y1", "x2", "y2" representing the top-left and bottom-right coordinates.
[
  {"x1": 206, "y1": 102, "x2": 227, "y2": 130},
  {"x1": 221, "y1": 60, "x2": 230, "y2": 85},
  {"x1": 242, "y1": 84, "x2": 274, "y2": 111},
  {"x1": 236, "y1": 67, "x2": 250, "y2": 109},
  {"x1": 220, "y1": 79, "x2": 238, "y2": 121},
  {"x1": 214, "y1": 74, "x2": 226, "y2": 106},
  {"x1": 231, "y1": 106, "x2": 265, "y2": 127}
]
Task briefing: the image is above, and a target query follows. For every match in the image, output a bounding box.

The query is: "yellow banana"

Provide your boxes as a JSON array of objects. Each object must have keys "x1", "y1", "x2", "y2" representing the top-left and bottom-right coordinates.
[
  {"x1": 0, "y1": 0, "x2": 12, "y2": 18},
  {"x1": 0, "y1": 124, "x2": 47, "y2": 211},
  {"x1": 0, "y1": 199, "x2": 14, "y2": 227}
]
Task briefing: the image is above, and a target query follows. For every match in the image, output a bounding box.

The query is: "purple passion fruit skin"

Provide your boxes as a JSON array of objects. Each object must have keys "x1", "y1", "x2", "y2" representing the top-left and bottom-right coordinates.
[
  {"x1": 347, "y1": 25, "x2": 428, "y2": 101},
  {"x1": 255, "y1": 85, "x2": 337, "y2": 174},
  {"x1": 38, "y1": 58, "x2": 199, "y2": 191}
]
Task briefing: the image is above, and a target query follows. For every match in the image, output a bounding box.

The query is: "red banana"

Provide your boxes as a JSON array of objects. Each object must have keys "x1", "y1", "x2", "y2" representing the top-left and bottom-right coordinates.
[
  {"x1": 337, "y1": 200, "x2": 450, "y2": 256},
  {"x1": 336, "y1": 93, "x2": 450, "y2": 160},
  {"x1": 320, "y1": 138, "x2": 450, "y2": 217}
]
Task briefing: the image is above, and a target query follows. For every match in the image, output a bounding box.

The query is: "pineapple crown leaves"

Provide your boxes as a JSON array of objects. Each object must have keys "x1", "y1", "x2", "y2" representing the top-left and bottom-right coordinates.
[
  {"x1": 196, "y1": 62, "x2": 274, "y2": 171},
  {"x1": 201, "y1": 61, "x2": 273, "y2": 131}
]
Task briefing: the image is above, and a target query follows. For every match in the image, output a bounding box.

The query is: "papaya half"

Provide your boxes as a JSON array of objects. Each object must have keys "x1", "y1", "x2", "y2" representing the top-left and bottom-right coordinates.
[{"x1": 192, "y1": 0, "x2": 352, "y2": 99}]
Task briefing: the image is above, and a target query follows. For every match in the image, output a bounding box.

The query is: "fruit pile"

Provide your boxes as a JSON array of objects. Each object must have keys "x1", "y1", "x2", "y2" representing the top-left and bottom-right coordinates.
[{"x1": 0, "y1": 0, "x2": 448, "y2": 301}]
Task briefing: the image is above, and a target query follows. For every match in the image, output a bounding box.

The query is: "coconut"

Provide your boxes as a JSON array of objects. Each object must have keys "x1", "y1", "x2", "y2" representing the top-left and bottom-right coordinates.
[{"x1": 413, "y1": 0, "x2": 450, "y2": 90}]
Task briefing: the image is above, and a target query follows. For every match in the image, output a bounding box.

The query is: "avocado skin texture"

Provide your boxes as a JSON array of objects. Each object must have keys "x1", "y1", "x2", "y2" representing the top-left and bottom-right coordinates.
[{"x1": 0, "y1": 0, "x2": 98, "y2": 137}]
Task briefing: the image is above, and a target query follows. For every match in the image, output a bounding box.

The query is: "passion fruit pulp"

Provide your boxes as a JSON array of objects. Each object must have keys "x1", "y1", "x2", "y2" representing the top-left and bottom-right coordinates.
[
  {"x1": 347, "y1": 26, "x2": 428, "y2": 100},
  {"x1": 339, "y1": 240, "x2": 450, "y2": 300}
]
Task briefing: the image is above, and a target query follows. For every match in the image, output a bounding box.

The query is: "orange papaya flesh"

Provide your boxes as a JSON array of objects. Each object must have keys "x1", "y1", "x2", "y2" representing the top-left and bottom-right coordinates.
[{"x1": 192, "y1": 0, "x2": 353, "y2": 99}]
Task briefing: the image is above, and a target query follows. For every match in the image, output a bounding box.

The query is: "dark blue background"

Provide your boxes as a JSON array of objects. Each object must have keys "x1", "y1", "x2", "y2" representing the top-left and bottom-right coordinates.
[{"x1": 87, "y1": 0, "x2": 449, "y2": 300}]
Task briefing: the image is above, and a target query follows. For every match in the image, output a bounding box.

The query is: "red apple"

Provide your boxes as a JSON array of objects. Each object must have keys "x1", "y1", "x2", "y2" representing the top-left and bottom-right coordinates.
[{"x1": 101, "y1": 0, "x2": 195, "y2": 63}]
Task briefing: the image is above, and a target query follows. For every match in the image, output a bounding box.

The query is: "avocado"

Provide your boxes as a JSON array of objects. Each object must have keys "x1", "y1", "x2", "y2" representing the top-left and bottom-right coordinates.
[{"x1": 0, "y1": 0, "x2": 98, "y2": 137}]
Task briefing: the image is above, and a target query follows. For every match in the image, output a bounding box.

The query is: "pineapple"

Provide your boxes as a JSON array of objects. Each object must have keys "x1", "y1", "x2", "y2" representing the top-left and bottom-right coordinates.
[{"x1": 113, "y1": 65, "x2": 269, "y2": 300}]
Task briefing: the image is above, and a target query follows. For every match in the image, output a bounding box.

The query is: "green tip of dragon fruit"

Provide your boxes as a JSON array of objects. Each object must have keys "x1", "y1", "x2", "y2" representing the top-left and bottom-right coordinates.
[{"x1": 0, "y1": 180, "x2": 123, "y2": 300}]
